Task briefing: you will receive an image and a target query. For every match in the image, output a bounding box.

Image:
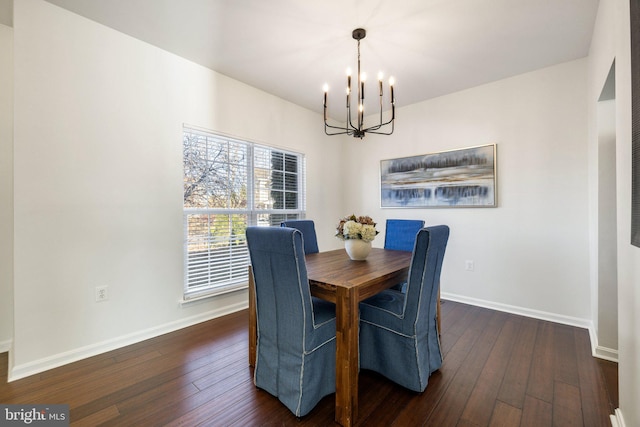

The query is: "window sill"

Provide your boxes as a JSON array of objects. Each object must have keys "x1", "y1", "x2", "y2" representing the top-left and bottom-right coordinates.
[{"x1": 179, "y1": 284, "x2": 248, "y2": 306}]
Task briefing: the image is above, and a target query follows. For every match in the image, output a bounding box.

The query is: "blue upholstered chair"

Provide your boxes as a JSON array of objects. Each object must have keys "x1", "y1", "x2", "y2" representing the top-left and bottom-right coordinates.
[
  {"x1": 246, "y1": 226, "x2": 336, "y2": 417},
  {"x1": 384, "y1": 219, "x2": 425, "y2": 292},
  {"x1": 359, "y1": 225, "x2": 449, "y2": 392},
  {"x1": 384, "y1": 219, "x2": 425, "y2": 251},
  {"x1": 280, "y1": 220, "x2": 319, "y2": 254}
]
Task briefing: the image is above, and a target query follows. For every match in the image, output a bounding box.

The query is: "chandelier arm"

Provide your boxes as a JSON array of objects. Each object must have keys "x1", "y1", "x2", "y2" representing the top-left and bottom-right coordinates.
[
  {"x1": 325, "y1": 122, "x2": 349, "y2": 131},
  {"x1": 362, "y1": 121, "x2": 382, "y2": 132},
  {"x1": 347, "y1": 101, "x2": 363, "y2": 135},
  {"x1": 324, "y1": 120, "x2": 350, "y2": 132},
  {"x1": 361, "y1": 94, "x2": 387, "y2": 132},
  {"x1": 325, "y1": 93, "x2": 352, "y2": 133},
  {"x1": 325, "y1": 118, "x2": 354, "y2": 135},
  {"x1": 347, "y1": 112, "x2": 360, "y2": 133},
  {"x1": 346, "y1": 96, "x2": 357, "y2": 132},
  {"x1": 325, "y1": 128, "x2": 352, "y2": 136},
  {"x1": 361, "y1": 107, "x2": 395, "y2": 132},
  {"x1": 362, "y1": 121, "x2": 394, "y2": 135},
  {"x1": 361, "y1": 117, "x2": 394, "y2": 134}
]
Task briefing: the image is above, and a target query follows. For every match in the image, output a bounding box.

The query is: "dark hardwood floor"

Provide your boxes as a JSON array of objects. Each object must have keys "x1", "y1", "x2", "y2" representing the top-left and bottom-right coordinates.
[{"x1": 1, "y1": 300, "x2": 617, "y2": 426}]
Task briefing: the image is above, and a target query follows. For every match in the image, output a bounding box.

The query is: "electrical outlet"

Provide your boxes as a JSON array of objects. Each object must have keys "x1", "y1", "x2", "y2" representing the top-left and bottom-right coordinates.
[
  {"x1": 95, "y1": 286, "x2": 109, "y2": 302},
  {"x1": 465, "y1": 260, "x2": 475, "y2": 271}
]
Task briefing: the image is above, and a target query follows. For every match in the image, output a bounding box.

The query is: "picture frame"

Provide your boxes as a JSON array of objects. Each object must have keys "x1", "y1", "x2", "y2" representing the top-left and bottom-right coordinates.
[{"x1": 380, "y1": 144, "x2": 497, "y2": 208}]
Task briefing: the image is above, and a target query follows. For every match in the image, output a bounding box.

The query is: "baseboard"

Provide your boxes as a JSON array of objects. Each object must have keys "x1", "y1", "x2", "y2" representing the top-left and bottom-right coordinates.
[
  {"x1": 594, "y1": 345, "x2": 619, "y2": 362},
  {"x1": 440, "y1": 292, "x2": 609, "y2": 358},
  {"x1": 441, "y1": 292, "x2": 593, "y2": 328},
  {"x1": 0, "y1": 338, "x2": 12, "y2": 353},
  {"x1": 442, "y1": 293, "x2": 621, "y2": 362},
  {"x1": 8, "y1": 301, "x2": 248, "y2": 382},
  {"x1": 610, "y1": 408, "x2": 626, "y2": 427}
]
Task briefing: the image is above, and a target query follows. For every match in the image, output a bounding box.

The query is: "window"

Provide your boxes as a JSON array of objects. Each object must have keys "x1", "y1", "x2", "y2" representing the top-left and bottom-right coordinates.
[{"x1": 183, "y1": 127, "x2": 305, "y2": 299}]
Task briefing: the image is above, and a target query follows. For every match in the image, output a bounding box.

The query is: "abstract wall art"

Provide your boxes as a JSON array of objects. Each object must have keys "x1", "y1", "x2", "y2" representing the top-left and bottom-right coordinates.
[{"x1": 380, "y1": 144, "x2": 497, "y2": 208}]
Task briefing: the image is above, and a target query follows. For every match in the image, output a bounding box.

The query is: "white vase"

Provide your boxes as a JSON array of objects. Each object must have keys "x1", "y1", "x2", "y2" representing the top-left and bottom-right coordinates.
[{"x1": 344, "y1": 239, "x2": 372, "y2": 261}]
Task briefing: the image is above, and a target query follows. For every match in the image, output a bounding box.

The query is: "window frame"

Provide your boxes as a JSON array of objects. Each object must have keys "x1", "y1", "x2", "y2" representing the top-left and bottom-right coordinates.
[{"x1": 182, "y1": 126, "x2": 306, "y2": 300}]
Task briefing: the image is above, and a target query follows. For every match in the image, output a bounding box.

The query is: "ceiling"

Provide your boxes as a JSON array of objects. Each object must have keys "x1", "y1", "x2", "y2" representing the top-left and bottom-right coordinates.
[{"x1": 33, "y1": 0, "x2": 598, "y2": 117}]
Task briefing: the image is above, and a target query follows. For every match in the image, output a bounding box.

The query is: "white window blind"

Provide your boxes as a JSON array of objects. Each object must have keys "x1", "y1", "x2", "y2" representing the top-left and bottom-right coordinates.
[{"x1": 183, "y1": 127, "x2": 305, "y2": 299}]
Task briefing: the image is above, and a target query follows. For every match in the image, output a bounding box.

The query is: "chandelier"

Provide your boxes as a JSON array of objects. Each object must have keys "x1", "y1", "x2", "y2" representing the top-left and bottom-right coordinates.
[{"x1": 323, "y1": 28, "x2": 396, "y2": 139}]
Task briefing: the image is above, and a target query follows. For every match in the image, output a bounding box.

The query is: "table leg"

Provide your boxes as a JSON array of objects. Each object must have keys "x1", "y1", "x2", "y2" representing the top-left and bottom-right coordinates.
[
  {"x1": 334, "y1": 286, "x2": 358, "y2": 427},
  {"x1": 248, "y1": 266, "x2": 256, "y2": 367}
]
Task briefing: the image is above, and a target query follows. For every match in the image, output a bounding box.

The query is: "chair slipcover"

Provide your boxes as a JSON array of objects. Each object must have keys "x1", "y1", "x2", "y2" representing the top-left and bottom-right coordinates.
[
  {"x1": 280, "y1": 220, "x2": 320, "y2": 254},
  {"x1": 384, "y1": 219, "x2": 425, "y2": 251},
  {"x1": 246, "y1": 226, "x2": 336, "y2": 417},
  {"x1": 359, "y1": 225, "x2": 449, "y2": 392}
]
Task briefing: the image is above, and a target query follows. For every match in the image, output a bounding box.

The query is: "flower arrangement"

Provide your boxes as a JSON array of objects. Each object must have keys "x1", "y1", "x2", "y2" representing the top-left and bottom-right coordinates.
[{"x1": 335, "y1": 214, "x2": 379, "y2": 243}]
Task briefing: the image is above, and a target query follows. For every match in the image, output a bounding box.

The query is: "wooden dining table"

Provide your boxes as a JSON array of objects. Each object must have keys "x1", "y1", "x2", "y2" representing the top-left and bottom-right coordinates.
[{"x1": 248, "y1": 247, "x2": 414, "y2": 426}]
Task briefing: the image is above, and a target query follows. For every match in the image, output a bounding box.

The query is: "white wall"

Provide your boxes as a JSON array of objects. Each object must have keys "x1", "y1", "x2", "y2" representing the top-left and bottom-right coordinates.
[
  {"x1": 597, "y1": 98, "x2": 618, "y2": 353},
  {"x1": 589, "y1": 0, "x2": 638, "y2": 425},
  {"x1": 11, "y1": 0, "x2": 343, "y2": 380},
  {"x1": 0, "y1": 23, "x2": 13, "y2": 352},
  {"x1": 345, "y1": 59, "x2": 591, "y2": 324},
  {"x1": 588, "y1": 0, "x2": 620, "y2": 364}
]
